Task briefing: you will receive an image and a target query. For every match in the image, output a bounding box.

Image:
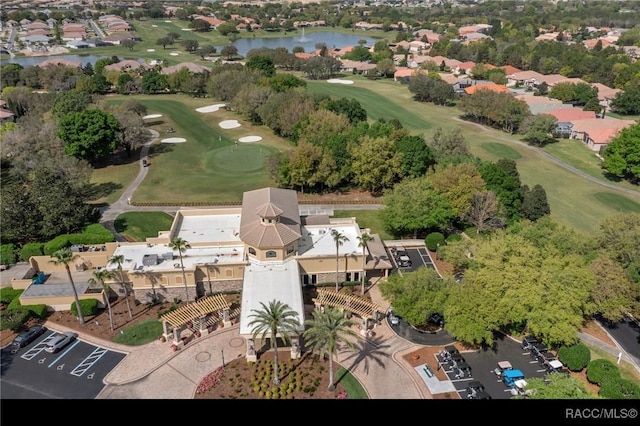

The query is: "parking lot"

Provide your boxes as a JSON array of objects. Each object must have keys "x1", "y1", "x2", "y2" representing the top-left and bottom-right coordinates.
[
  {"x1": 1, "y1": 330, "x2": 126, "y2": 399},
  {"x1": 388, "y1": 245, "x2": 435, "y2": 273},
  {"x1": 436, "y1": 332, "x2": 552, "y2": 399}
]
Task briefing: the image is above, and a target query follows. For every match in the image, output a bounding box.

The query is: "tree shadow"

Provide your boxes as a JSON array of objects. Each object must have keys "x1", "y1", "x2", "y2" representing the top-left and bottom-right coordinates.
[
  {"x1": 114, "y1": 217, "x2": 128, "y2": 233},
  {"x1": 85, "y1": 182, "x2": 123, "y2": 201},
  {"x1": 337, "y1": 334, "x2": 391, "y2": 381}
]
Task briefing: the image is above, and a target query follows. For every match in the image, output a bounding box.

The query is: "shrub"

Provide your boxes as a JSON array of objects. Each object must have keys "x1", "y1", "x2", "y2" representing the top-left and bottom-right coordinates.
[
  {"x1": 599, "y1": 377, "x2": 640, "y2": 399},
  {"x1": 0, "y1": 244, "x2": 17, "y2": 265},
  {"x1": 20, "y1": 243, "x2": 44, "y2": 261},
  {"x1": 446, "y1": 233, "x2": 463, "y2": 243},
  {"x1": 586, "y1": 359, "x2": 620, "y2": 385},
  {"x1": 69, "y1": 298, "x2": 99, "y2": 317},
  {"x1": 22, "y1": 303, "x2": 48, "y2": 318},
  {"x1": 557, "y1": 343, "x2": 591, "y2": 371},
  {"x1": 425, "y1": 232, "x2": 445, "y2": 251},
  {"x1": 43, "y1": 237, "x2": 72, "y2": 255},
  {"x1": 0, "y1": 287, "x2": 22, "y2": 304},
  {"x1": 7, "y1": 297, "x2": 22, "y2": 310},
  {"x1": 0, "y1": 308, "x2": 32, "y2": 331}
]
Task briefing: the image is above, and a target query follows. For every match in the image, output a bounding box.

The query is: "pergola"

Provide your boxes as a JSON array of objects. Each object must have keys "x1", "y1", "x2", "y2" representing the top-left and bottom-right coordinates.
[
  {"x1": 312, "y1": 287, "x2": 384, "y2": 335},
  {"x1": 160, "y1": 294, "x2": 232, "y2": 346}
]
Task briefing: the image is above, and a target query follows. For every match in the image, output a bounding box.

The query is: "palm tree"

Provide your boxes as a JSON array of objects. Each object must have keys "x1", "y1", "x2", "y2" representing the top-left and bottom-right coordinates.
[
  {"x1": 248, "y1": 299, "x2": 301, "y2": 386},
  {"x1": 357, "y1": 233, "x2": 373, "y2": 296},
  {"x1": 108, "y1": 255, "x2": 132, "y2": 319},
  {"x1": 332, "y1": 230, "x2": 349, "y2": 292},
  {"x1": 88, "y1": 269, "x2": 115, "y2": 332},
  {"x1": 50, "y1": 248, "x2": 85, "y2": 325},
  {"x1": 303, "y1": 307, "x2": 358, "y2": 390},
  {"x1": 169, "y1": 237, "x2": 191, "y2": 304}
]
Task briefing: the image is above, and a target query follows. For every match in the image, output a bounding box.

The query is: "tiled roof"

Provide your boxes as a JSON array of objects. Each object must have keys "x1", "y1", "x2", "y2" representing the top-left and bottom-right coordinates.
[{"x1": 239, "y1": 188, "x2": 301, "y2": 249}]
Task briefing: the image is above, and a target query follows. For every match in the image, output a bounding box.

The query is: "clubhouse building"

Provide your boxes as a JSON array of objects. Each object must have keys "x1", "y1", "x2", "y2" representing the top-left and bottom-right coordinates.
[{"x1": 16, "y1": 187, "x2": 392, "y2": 357}]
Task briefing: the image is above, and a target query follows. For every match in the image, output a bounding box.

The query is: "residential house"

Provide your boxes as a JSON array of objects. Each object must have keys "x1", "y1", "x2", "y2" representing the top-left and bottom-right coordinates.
[
  {"x1": 104, "y1": 59, "x2": 153, "y2": 73},
  {"x1": 591, "y1": 82, "x2": 622, "y2": 107},
  {"x1": 569, "y1": 118, "x2": 636, "y2": 152},
  {"x1": 339, "y1": 59, "x2": 377, "y2": 76},
  {"x1": 34, "y1": 58, "x2": 81, "y2": 68},
  {"x1": 0, "y1": 99, "x2": 16, "y2": 124},
  {"x1": 507, "y1": 70, "x2": 546, "y2": 88},
  {"x1": 464, "y1": 83, "x2": 512, "y2": 95},
  {"x1": 161, "y1": 62, "x2": 212, "y2": 75}
]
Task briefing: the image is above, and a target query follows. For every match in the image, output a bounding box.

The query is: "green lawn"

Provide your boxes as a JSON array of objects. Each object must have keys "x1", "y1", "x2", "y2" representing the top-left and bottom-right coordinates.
[
  {"x1": 333, "y1": 210, "x2": 392, "y2": 240},
  {"x1": 102, "y1": 94, "x2": 292, "y2": 203},
  {"x1": 114, "y1": 211, "x2": 175, "y2": 242},
  {"x1": 95, "y1": 78, "x2": 640, "y2": 235},
  {"x1": 89, "y1": 157, "x2": 140, "y2": 205},
  {"x1": 480, "y1": 143, "x2": 522, "y2": 160},
  {"x1": 308, "y1": 77, "x2": 640, "y2": 234}
]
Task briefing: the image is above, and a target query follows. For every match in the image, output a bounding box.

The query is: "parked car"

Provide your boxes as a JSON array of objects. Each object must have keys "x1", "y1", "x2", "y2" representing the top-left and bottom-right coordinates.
[
  {"x1": 45, "y1": 332, "x2": 77, "y2": 353},
  {"x1": 494, "y1": 360, "x2": 513, "y2": 378},
  {"x1": 388, "y1": 313, "x2": 400, "y2": 326},
  {"x1": 398, "y1": 255, "x2": 412, "y2": 267},
  {"x1": 536, "y1": 351, "x2": 556, "y2": 366},
  {"x1": 521, "y1": 335, "x2": 538, "y2": 350},
  {"x1": 12, "y1": 325, "x2": 47, "y2": 348},
  {"x1": 530, "y1": 344, "x2": 548, "y2": 359},
  {"x1": 428, "y1": 313, "x2": 445, "y2": 327},
  {"x1": 466, "y1": 381, "x2": 490, "y2": 399}
]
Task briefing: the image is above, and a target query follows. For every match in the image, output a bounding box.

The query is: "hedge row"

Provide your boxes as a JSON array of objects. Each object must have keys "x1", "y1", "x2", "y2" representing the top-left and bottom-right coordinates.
[
  {"x1": 586, "y1": 358, "x2": 640, "y2": 399},
  {"x1": 43, "y1": 224, "x2": 115, "y2": 255},
  {"x1": 69, "y1": 298, "x2": 99, "y2": 317}
]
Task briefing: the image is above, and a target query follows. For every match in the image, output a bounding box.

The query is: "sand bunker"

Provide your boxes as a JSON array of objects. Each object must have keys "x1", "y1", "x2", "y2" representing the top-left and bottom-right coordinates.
[
  {"x1": 170, "y1": 52, "x2": 179, "y2": 56},
  {"x1": 142, "y1": 114, "x2": 162, "y2": 119},
  {"x1": 164, "y1": 20, "x2": 172, "y2": 23},
  {"x1": 181, "y1": 28, "x2": 193, "y2": 31},
  {"x1": 152, "y1": 25, "x2": 158, "y2": 28},
  {"x1": 238, "y1": 136, "x2": 262, "y2": 143},
  {"x1": 327, "y1": 79, "x2": 354, "y2": 85},
  {"x1": 196, "y1": 104, "x2": 226, "y2": 113},
  {"x1": 161, "y1": 137, "x2": 187, "y2": 143},
  {"x1": 147, "y1": 49, "x2": 155, "y2": 52},
  {"x1": 219, "y1": 120, "x2": 241, "y2": 129}
]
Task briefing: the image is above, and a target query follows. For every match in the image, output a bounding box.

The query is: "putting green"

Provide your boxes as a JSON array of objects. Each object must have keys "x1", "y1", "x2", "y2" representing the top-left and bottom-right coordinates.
[
  {"x1": 480, "y1": 143, "x2": 522, "y2": 160},
  {"x1": 206, "y1": 144, "x2": 276, "y2": 173}
]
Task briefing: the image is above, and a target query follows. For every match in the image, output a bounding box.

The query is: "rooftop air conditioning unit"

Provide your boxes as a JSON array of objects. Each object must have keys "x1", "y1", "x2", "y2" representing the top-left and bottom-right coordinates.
[{"x1": 162, "y1": 252, "x2": 174, "y2": 261}]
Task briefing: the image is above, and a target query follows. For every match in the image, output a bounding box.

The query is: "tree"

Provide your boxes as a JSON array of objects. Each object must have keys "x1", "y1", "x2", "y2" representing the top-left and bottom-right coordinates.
[
  {"x1": 88, "y1": 269, "x2": 115, "y2": 332},
  {"x1": 523, "y1": 373, "x2": 594, "y2": 399},
  {"x1": 248, "y1": 300, "x2": 301, "y2": 385},
  {"x1": 357, "y1": 233, "x2": 373, "y2": 296},
  {"x1": 589, "y1": 255, "x2": 638, "y2": 323},
  {"x1": 108, "y1": 255, "x2": 133, "y2": 319},
  {"x1": 611, "y1": 86, "x2": 640, "y2": 115},
  {"x1": 349, "y1": 135, "x2": 404, "y2": 194},
  {"x1": 463, "y1": 191, "x2": 505, "y2": 233},
  {"x1": 50, "y1": 248, "x2": 85, "y2": 325},
  {"x1": 321, "y1": 97, "x2": 367, "y2": 124},
  {"x1": 220, "y1": 45, "x2": 238, "y2": 60},
  {"x1": 156, "y1": 37, "x2": 173, "y2": 49},
  {"x1": 601, "y1": 123, "x2": 640, "y2": 183},
  {"x1": 57, "y1": 109, "x2": 121, "y2": 162},
  {"x1": 51, "y1": 90, "x2": 93, "y2": 118},
  {"x1": 245, "y1": 55, "x2": 276, "y2": 77},
  {"x1": 521, "y1": 184, "x2": 551, "y2": 221},
  {"x1": 303, "y1": 307, "x2": 358, "y2": 390},
  {"x1": 428, "y1": 163, "x2": 486, "y2": 220},
  {"x1": 169, "y1": 237, "x2": 191, "y2": 304},
  {"x1": 197, "y1": 45, "x2": 217, "y2": 60},
  {"x1": 121, "y1": 39, "x2": 136, "y2": 51},
  {"x1": 396, "y1": 134, "x2": 435, "y2": 179},
  {"x1": 141, "y1": 70, "x2": 169, "y2": 94},
  {"x1": 190, "y1": 19, "x2": 211, "y2": 32},
  {"x1": 182, "y1": 39, "x2": 199, "y2": 53},
  {"x1": 331, "y1": 230, "x2": 349, "y2": 292},
  {"x1": 380, "y1": 176, "x2": 456, "y2": 238},
  {"x1": 428, "y1": 127, "x2": 470, "y2": 162},
  {"x1": 520, "y1": 114, "x2": 557, "y2": 146}
]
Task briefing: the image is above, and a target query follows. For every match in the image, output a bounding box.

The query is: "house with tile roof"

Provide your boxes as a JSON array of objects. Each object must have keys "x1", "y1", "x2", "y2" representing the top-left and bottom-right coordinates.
[
  {"x1": 570, "y1": 118, "x2": 636, "y2": 152},
  {"x1": 161, "y1": 62, "x2": 212, "y2": 75},
  {"x1": 507, "y1": 70, "x2": 546, "y2": 88},
  {"x1": 464, "y1": 83, "x2": 512, "y2": 95}
]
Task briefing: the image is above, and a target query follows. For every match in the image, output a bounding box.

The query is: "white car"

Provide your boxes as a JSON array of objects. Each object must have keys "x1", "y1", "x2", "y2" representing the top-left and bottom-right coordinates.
[
  {"x1": 389, "y1": 314, "x2": 400, "y2": 326},
  {"x1": 45, "y1": 331, "x2": 77, "y2": 353}
]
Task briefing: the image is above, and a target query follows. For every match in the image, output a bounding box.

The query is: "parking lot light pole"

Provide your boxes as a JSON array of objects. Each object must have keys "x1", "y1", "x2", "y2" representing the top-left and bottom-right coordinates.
[{"x1": 221, "y1": 348, "x2": 225, "y2": 368}]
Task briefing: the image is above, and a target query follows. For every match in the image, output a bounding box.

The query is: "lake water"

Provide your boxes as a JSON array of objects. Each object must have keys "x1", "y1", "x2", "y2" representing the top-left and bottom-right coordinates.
[{"x1": 2, "y1": 31, "x2": 380, "y2": 67}]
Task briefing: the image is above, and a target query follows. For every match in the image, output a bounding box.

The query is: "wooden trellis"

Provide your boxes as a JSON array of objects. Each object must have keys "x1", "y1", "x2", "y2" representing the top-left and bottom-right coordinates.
[
  {"x1": 160, "y1": 294, "x2": 231, "y2": 329},
  {"x1": 312, "y1": 287, "x2": 382, "y2": 320}
]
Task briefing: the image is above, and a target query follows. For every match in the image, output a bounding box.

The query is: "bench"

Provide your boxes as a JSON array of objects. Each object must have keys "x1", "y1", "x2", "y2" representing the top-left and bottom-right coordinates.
[{"x1": 423, "y1": 365, "x2": 434, "y2": 378}]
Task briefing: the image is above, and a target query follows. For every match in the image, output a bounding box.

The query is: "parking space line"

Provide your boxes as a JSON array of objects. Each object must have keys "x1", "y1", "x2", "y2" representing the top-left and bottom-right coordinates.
[
  {"x1": 71, "y1": 347, "x2": 109, "y2": 377},
  {"x1": 47, "y1": 340, "x2": 80, "y2": 368}
]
